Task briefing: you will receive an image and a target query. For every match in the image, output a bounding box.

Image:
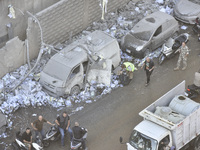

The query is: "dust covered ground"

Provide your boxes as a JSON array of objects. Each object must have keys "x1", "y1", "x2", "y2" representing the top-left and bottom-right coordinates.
[{"x1": 1, "y1": 0, "x2": 200, "y2": 150}]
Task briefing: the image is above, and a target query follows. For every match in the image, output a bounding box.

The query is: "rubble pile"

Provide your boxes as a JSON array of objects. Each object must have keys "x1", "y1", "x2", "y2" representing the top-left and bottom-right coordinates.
[{"x1": 0, "y1": 0, "x2": 179, "y2": 143}]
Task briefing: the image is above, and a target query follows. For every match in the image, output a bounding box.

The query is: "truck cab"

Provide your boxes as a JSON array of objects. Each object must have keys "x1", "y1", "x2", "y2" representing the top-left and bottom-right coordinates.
[{"x1": 127, "y1": 120, "x2": 172, "y2": 150}]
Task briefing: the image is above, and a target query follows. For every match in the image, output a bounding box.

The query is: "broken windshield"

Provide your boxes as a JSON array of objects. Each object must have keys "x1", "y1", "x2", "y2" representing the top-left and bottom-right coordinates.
[
  {"x1": 131, "y1": 31, "x2": 153, "y2": 41},
  {"x1": 43, "y1": 59, "x2": 71, "y2": 81},
  {"x1": 129, "y1": 130, "x2": 158, "y2": 150}
]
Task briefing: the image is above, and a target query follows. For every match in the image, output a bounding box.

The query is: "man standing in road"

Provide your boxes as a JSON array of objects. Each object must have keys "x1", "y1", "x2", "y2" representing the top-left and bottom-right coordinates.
[
  {"x1": 22, "y1": 128, "x2": 32, "y2": 150},
  {"x1": 141, "y1": 57, "x2": 155, "y2": 87},
  {"x1": 31, "y1": 115, "x2": 55, "y2": 140},
  {"x1": 174, "y1": 42, "x2": 190, "y2": 71},
  {"x1": 55, "y1": 111, "x2": 73, "y2": 147}
]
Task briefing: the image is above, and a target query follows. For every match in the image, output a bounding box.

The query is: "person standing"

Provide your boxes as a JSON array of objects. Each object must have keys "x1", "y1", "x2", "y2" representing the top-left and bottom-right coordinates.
[
  {"x1": 141, "y1": 57, "x2": 155, "y2": 86},
  {"x1": 22, "y1": 128, "x2": 32, "y2": 150},
  {"x1": 174, "y1": 42, "x2": 190, "y2": 71},
  {"x1": 72, "y1": 122, "x2": 87, "y2": 150},
  {"x1": 31, "y1": 115, "x2": 55, "y2": 139},
  {"x1": 55, "y1": 111, "x2": 73, "y2": 146}
]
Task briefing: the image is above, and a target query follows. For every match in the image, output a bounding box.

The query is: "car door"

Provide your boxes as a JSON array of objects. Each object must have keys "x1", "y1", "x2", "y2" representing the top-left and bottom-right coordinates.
[
  {"x1": 151, "y1": 25, "x2": 163, "y2": 50},
  {"x1": 65, "y1": 64, "x2": 84, "y2": 93}
]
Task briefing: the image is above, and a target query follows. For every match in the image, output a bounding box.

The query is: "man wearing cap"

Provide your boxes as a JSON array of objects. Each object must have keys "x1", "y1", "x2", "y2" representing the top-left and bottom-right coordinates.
[{"x1": 119, "y1": 62, "x2": 135, "y2": 85}]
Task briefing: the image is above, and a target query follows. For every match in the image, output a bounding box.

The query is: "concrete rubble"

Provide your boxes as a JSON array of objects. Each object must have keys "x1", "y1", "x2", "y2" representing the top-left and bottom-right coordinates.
[{"x1": 0, "y1": 0, "x2": 182, "y2": 142}]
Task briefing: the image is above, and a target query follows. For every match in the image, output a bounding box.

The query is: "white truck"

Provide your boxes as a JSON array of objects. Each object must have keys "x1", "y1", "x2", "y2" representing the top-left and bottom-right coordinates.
[{"x1": 120, "y1": 81, "x2": 200, "y2": 150}]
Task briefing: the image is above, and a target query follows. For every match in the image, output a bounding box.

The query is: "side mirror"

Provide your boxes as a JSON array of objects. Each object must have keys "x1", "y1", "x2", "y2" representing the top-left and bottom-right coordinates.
[{"x1": 120, "y1": 137, "x2": 123, "y2": 143}]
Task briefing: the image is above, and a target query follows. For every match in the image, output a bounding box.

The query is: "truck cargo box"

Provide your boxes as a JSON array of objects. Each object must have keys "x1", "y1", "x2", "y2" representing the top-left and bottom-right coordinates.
[{"x1": 139, "y1": 81, "x2": 200, "y2": 149}]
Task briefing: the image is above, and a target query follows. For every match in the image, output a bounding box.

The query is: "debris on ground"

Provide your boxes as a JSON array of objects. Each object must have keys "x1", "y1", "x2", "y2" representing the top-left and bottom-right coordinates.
[{"x1": 0, "y1": 1, "x2": 182, "y2": 147}]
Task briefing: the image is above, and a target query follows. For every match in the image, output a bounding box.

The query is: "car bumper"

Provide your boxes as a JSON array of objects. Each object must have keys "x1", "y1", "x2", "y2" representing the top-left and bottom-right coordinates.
[
  {"x1": 173, "y1": 9, "x2": 197, "y2": 24},
  {"x1": 122, "y1": 48, "x2": 144, "y2": 58}
]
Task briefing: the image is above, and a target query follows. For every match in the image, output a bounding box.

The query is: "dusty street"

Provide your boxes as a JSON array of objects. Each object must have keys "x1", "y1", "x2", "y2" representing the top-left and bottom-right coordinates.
[
  {"x1": 1, "y1": 25, "x2": 200, "y2": 150},
  {"x1": 65, "y1": 25, "x2": 200, "y2": 150}
]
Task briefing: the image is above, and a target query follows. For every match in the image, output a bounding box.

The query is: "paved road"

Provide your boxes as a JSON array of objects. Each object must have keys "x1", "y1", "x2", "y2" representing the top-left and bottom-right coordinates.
[{"x1": 69, "y1": 26, "x2": 200, "y2": 150}]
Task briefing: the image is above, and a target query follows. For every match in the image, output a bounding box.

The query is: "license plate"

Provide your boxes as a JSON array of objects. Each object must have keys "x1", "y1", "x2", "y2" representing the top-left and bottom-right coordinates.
[
  {"x1": 185, "y1": 92, "x2": 188, "y2": 96},
  {"x1": 126, "y1": 49, "x2": 131, "y2": 53}
]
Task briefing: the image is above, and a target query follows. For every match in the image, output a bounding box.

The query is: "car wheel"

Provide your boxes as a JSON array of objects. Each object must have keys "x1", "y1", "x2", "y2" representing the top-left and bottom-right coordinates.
[
  {"x1": 43, "y1": 141, "x2": 50, "y2": 147},
  {"x1": 158, "y1": 53, "x2": 166, "y2": 65},
  {"x1": 70, "y1": 85, "x2": 80, "y2": 95}
]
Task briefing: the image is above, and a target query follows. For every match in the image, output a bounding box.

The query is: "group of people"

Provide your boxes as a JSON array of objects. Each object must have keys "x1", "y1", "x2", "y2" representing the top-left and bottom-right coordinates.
[
  {"x1": 120, "y1": 41, "x2": 189, "y2": 86},
  {"x1": 21, "y1": 111, "x2": 87, "y2": 150},
  {"x1": 119, "y1": 57, "x2": 155, "y2": 87}
]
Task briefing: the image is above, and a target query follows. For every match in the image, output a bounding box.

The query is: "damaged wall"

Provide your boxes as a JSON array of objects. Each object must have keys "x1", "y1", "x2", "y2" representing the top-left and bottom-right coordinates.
[
  {"x1": 27, "y1": 0, "x2": 132, "y2": 58},
  {"x1": 0, "y1": 37, "x2": 26, "y2": 78},
  {"x1": 0, "y1": 0, "x2": 60, "y2": 48}
]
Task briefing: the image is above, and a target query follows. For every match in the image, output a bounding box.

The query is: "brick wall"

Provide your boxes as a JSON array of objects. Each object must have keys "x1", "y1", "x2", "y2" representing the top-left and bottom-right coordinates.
[{"x1": 27, "y1": 0, "x2": 130, "y2": 59}]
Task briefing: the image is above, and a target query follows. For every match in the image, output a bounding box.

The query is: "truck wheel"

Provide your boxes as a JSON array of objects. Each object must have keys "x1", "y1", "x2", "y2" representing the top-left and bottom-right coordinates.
[
  {"x1": 70, "y1": 86, "x2": 80, "y2": 95},
  {"x1": 194, "y1": 136, "x2": 200, "y2": 150}
]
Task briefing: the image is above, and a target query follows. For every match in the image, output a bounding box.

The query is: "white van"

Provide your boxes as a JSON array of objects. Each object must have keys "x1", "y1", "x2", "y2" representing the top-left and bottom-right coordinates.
[{"x1": 40, "y1": 30, "x2": 121, "y2": 97}]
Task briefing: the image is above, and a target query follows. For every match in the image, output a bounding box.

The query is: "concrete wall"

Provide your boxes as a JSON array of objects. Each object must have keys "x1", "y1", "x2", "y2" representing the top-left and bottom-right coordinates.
[
  {"x1": 0, "y1": 0, "x2": 133, "y2": 78},
  {"x1": 0, "y1": 0, "x2": 59, "y2": 48},
  {"x1": 0, "y1": 37, "x2": 26, "y2": 77},
  {"x1": 27, "y1": 0, "x2": 131, "y2": 59}
]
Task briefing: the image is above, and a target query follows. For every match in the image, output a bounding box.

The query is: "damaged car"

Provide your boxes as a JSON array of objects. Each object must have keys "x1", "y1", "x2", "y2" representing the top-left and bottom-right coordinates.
[
  {"x1": 121, "y1": 11, "x2": 179, "y2": 58},
  {"x1": 173, "y1": 0, "x2": 200, "y2": 24},
  {"x1": 40, "y1": 31, "x2": 121, "y2": 97}
]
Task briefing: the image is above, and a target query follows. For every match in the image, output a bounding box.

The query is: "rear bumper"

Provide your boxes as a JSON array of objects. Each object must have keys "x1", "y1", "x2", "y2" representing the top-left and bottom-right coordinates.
[{"x1": 173, "y1": 10, "x2": 196, "y2": 24}]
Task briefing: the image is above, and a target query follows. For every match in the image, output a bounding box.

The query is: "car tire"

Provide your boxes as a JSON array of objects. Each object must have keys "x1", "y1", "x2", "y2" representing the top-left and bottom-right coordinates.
[
  {"x1": 70, "y1": 85, "x2": 80, "y2": 95},
  {"x1": 158, "y1": 53, "x2": 166, "y2": 65}
]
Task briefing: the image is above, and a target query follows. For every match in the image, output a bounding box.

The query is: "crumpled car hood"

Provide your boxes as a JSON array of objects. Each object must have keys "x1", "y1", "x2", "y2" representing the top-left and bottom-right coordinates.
[
  {"x1": 124, "y1": 34, "x2": 146, "y2": 51},
  {"x1": 176, "y1": 0, "x2": 200, "y2": 16}
]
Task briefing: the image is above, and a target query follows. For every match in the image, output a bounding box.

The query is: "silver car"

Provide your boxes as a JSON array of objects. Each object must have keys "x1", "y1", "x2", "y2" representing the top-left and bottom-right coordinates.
[
  {"x1": 174, "y1": 0, "x2": 200, "y2": 24},
  {"x1": 121, "y1": 11, "x2": 179, "y2": 58}
]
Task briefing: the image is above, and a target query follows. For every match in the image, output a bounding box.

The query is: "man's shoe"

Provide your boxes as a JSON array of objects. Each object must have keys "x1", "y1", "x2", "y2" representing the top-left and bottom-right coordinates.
[
  {"x1": 182, "y1": 67, "x2": 186, "y2": 70},
  {"x1": 145, "y1": 83, "x2": 149, "y2": 87},
  {"x1": 174, "y1": 67, "x2": 179, "y2": 71}
]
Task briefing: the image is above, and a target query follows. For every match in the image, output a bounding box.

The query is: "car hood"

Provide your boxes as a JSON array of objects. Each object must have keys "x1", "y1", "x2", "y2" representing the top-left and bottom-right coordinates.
[
  {"x1": 40, "y1": 71, "x2": 65, "y2": 88},
  {"x1": 176, "y1": 0, "x2": 200, "y2": 16},
  {"x1": 124, "y1": 34, "x2": 146, "y2": 51}
]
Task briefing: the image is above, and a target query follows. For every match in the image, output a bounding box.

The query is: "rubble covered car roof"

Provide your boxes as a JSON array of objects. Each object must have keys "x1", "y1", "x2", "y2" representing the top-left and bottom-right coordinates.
[
  {"x1": 43, "y1": 48, "x2": 87, "y2": 81},
  {"x1": 85, "y1": 30, "x2": 118, "y2": 52},
  {"x1": 174, "y1": 0, "x2": 200, "y2": 24},
  {"x1": 131, "y1": 11, "x2": 176, "y2": 37}
]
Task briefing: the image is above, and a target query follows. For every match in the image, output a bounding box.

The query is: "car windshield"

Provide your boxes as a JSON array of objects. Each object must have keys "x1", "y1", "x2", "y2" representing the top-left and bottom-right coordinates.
[
  {"x1": 131, "y1": 31, "x2": 153, "y2": 41},
  {"x1": 129, "y1": 130, "x2": 158, "y2": 150},
  {"x1": 43, "y1": 59, "x2": 71, "y2": 81},
  {"x1": 189, "y1": 0, "x2": 200, "y2": 5}
]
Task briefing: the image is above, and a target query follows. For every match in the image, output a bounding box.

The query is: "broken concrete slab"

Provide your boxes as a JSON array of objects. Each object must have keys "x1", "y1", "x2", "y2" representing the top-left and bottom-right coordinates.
[{"x1": 87, "y1": 59, "x2": 112, "y2": 86}]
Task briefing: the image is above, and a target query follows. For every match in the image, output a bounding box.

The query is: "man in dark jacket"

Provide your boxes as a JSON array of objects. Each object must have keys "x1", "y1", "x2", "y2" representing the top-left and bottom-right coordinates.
[
  {"x1": 22, "y1": 128, "x2": 32, "y2": 150},
  {"x1": 141, "y1": 57, "x2": 155, "y2": 87},
  {"x1": 72, "y1": 122, "x2": 87, "y2": 150},
  {"x1": 55, "y1": 111, "x2": 73, "y2": 146}
]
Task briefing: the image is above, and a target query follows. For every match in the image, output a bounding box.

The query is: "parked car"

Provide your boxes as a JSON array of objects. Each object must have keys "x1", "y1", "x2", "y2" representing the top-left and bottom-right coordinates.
[
  {"x1": 40, "y1": 31, "x2": 121, "y2": 97},
  {"x1": 173, "y1": 0, "x2": 200, "y2": 24},
  {"x1": 121, "y1": 11, "x2": 179, "y2": 58}
]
